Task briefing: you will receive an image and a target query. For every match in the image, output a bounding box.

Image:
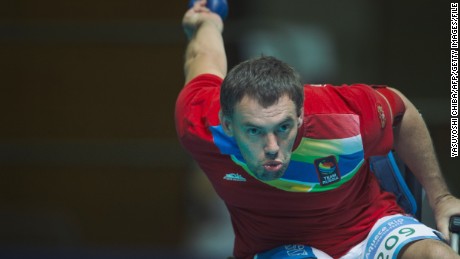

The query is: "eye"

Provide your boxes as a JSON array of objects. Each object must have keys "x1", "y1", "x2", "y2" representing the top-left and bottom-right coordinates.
[
  {"x1": 247, "y1": 127, "x2": 261, "y2": 136},
  {"x1": 278, "y1": 123, "x2": 292, "y2": 133}
]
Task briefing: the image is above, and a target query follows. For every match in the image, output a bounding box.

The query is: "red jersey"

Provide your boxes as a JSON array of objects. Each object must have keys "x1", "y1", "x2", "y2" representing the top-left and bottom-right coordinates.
[{"x1": 175, "y1": 74, "x2": 406, "y2": 258}]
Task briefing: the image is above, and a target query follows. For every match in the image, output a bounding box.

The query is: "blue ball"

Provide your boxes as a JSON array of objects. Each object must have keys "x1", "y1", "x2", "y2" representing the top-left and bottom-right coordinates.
[{"x1": 188, "y1": 0, "x2": 229, "y2": 20}]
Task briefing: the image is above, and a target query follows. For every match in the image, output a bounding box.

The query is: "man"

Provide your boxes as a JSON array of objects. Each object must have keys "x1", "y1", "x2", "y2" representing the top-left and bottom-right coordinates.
[{"x1": 175, "y1": 1, "x2": 460, "y2": 258}]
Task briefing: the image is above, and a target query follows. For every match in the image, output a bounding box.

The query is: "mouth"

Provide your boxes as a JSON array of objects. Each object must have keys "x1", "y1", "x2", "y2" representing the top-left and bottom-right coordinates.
[{"x1": 263, "y1": 161, "x2": 283, "y2": 173}]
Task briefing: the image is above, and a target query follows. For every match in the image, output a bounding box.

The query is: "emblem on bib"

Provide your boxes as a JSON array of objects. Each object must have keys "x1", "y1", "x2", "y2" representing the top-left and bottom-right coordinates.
[
  {"x1": 314, "y1": 155, "x2": 341, "y2": 186},
  {"x1": 377, "y1": 104, "x2": 386, "y2": 129}
]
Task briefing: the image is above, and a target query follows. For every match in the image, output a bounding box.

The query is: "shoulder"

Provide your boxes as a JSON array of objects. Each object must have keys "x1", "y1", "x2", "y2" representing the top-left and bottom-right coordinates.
[
  {"x1": 304, "y1": 83, "x2": 377, "y2": 94},
  {"x1": 303, "y1": 83, "x2": 380, "y2": 106},
  {"x1": 175, "y1": 74, "x2": 222, "y2": 136},
  {"x1": 183, "y1": 73, "x2": 224, "y2": 91},
  {"x1": 177, "y1": 73, "x2": 223, "y2": 109}
]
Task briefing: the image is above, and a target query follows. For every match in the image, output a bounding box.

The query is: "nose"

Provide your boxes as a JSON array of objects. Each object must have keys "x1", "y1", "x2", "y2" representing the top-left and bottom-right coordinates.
[{"x1": 264, "y1": 133, "x2": 279, "y2": 156}]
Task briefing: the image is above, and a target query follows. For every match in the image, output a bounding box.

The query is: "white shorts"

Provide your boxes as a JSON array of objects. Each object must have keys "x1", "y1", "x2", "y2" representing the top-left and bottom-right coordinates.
[{"x1": 254, "y1": 214, "x2": 444, "y2": 259}]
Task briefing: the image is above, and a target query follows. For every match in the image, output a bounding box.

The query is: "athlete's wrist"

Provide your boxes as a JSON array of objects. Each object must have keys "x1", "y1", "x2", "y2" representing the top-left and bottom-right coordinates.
[{"x1": 433, "y1": 193, "x2": 454, "y2": 208}]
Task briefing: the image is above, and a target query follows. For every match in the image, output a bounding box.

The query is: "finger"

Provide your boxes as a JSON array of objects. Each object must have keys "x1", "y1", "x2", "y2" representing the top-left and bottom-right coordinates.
[
  {"x1": 192, "y1": 0, "x2": 207, "y2": 10},
  {"x1": 438, "y1": 221, "x2": 450, "y2": 242}
]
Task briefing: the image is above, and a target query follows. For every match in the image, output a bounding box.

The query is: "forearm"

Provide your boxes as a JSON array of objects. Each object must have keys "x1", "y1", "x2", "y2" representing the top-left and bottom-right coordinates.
[
  {"x1": 184, "y1": 20, "x2": 227, "y2": 83},
  {"x1": 392, "y1": 91, "x2": 451, "y2": 209}
]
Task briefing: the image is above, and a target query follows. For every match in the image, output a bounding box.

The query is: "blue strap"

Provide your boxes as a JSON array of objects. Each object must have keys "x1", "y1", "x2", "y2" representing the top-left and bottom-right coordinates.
[{"x1": 255, "y1": 245, "x2": 318, "y2": 259}]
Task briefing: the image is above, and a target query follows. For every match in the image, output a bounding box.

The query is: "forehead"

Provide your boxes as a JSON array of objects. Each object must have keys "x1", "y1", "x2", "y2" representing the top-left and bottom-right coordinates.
[{"x1": 232, "y1": 95, "x2": 297, "y2": 125}]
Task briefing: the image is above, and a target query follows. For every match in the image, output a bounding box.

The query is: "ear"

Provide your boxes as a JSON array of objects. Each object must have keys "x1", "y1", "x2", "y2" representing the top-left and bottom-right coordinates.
[
  {"x1": 219, "y1": 110, "x2": 234, "y2": 137},
  {"x1": 297, "y1": 107, "x2": 304, "y2": 127}
]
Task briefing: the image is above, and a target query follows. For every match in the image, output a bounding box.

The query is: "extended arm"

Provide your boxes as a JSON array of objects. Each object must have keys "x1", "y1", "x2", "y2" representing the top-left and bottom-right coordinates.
[
  {"x1": 390, "y1": 88, "x2": 460, "y2": 240},
  {"x1": 182, "y1": 0, "x2": 227, "y2": 84}
]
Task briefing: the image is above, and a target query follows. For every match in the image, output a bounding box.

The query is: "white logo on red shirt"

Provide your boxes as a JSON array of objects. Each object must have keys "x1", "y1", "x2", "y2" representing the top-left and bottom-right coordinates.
[{"x1": 223, "y1": 173, "x2": 246, "y2": 182}]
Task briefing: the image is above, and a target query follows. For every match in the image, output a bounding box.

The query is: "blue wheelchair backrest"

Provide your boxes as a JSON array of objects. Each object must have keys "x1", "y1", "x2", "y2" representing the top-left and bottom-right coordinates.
[{"x1": 369, "y1": 152, "x2": 418, "y2": 216}]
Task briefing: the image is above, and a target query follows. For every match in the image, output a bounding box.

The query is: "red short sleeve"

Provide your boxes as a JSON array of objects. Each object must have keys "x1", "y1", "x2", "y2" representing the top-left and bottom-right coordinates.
[
  {"x1": 372, "y1": 86, "x2": 406, "y2": 126},
  {"x1": 345, "y1": 85, "x2": 406, "y2": 157},
  {"x1": 175, "y1": 73, "x2": 223, "y2": 143}
]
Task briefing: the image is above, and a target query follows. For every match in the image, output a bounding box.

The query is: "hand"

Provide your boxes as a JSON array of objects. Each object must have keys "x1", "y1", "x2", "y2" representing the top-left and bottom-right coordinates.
[
  {"x1": 182, "y1": 0, "x2": 224, "y2": 40},
  {"x1": 433, "y1": 194, "x2": 460, "y2": 241}
]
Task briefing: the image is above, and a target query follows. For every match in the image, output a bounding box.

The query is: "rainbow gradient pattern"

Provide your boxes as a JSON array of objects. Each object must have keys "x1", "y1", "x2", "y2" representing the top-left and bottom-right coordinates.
[{"x1": 210, "y1": 114, "x2": 364, "y2": 192}]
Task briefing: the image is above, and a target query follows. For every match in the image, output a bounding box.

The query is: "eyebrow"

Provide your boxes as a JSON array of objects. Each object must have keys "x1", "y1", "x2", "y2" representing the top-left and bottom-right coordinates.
[{"x1": 241, "y1": 117, "x2": 295, "y2": 128}]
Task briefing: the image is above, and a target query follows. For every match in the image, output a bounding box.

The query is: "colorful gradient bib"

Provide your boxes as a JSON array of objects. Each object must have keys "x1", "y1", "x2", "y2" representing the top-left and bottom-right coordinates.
[{"x1": 210, "y1": 114, "x2": 364, "y2": 192}]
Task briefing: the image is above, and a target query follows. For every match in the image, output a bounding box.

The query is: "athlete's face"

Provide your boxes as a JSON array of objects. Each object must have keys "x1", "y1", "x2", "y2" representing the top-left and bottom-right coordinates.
[{"x1": 221, "y1": 95, "x2": 303, "y2": 181}]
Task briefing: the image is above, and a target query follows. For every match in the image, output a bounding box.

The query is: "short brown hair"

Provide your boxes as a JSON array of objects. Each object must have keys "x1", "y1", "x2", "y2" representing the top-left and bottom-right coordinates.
[{"x1": 220, "y1": 56, "x2": 304, "y2": 118}]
